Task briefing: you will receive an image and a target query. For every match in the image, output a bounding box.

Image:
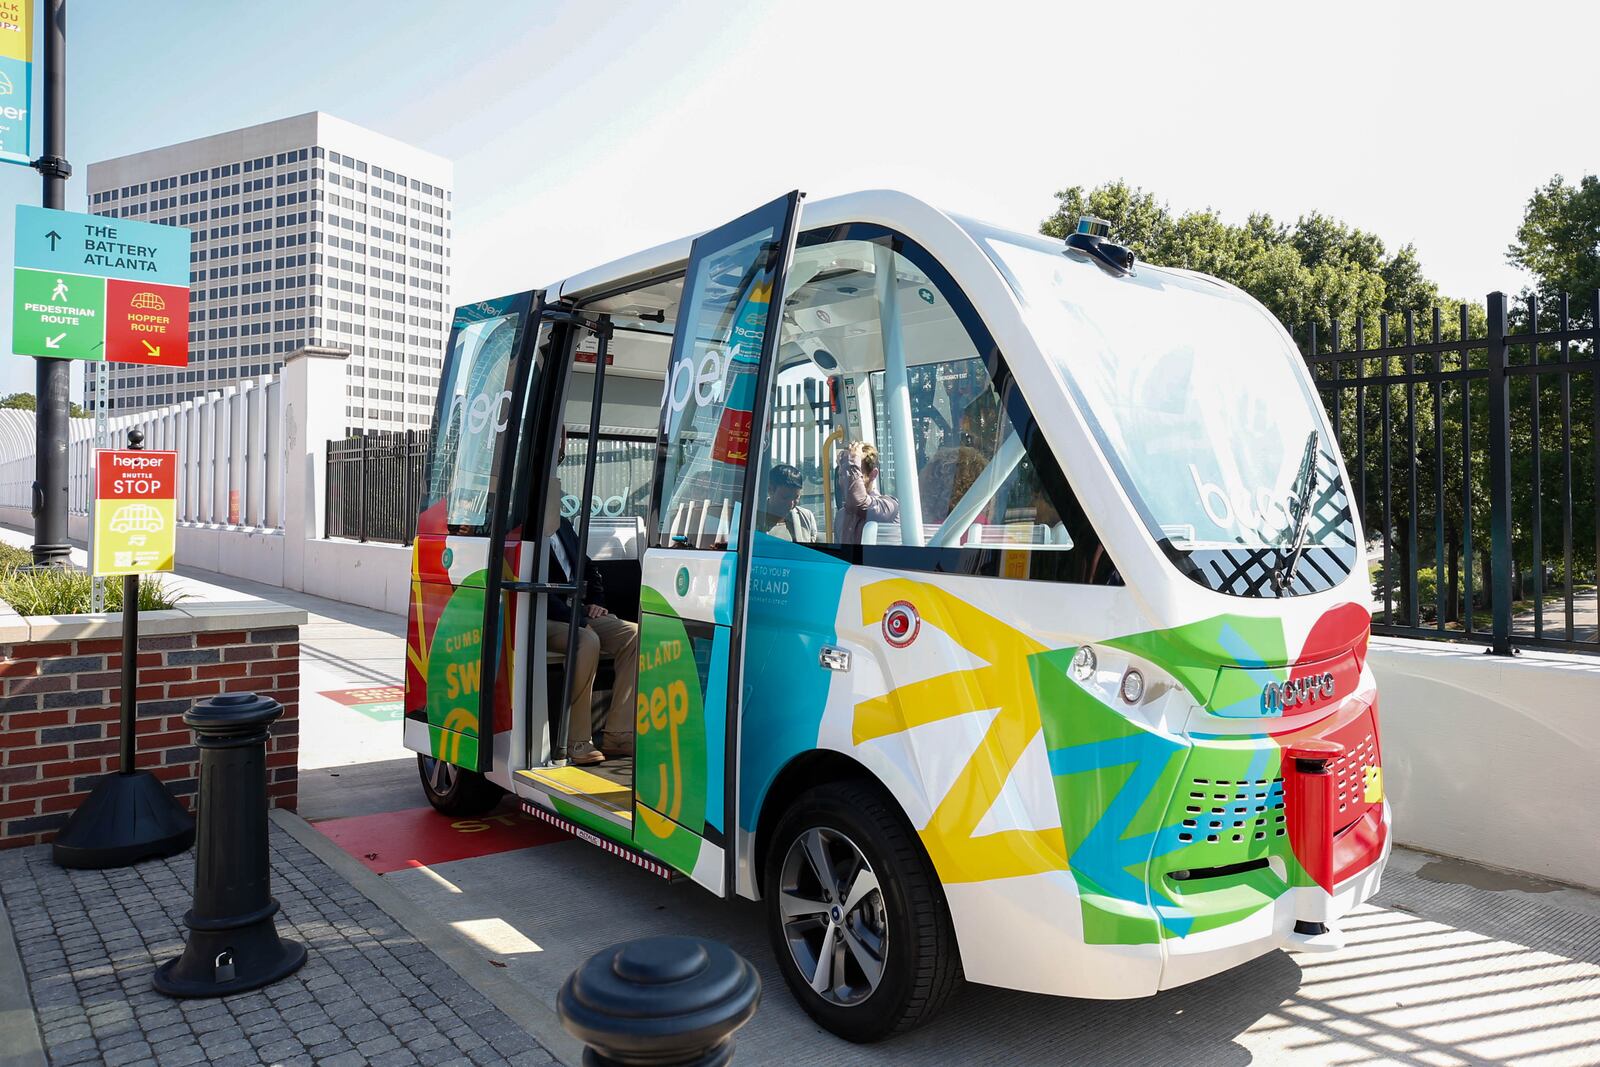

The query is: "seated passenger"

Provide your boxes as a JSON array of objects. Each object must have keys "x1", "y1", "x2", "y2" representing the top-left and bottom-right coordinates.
[
  {"x1": 759, "y1": 463, "x2": 818, "y2": 542},
  {"x1": 546, "y1": 461, "x2": 639, "y2": 765},
  {"x1": 836, "y1": 441, "x2": 900, "y2": 544},
  {"x1": 918, "y1": 445, "x2": 988, "y2": 526}
]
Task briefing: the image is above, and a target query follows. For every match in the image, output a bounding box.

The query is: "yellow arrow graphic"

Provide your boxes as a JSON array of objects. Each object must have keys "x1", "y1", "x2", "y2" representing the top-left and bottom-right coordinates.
[{"x1": 141, "y1": 340, "x2": 161, "y2": 358}]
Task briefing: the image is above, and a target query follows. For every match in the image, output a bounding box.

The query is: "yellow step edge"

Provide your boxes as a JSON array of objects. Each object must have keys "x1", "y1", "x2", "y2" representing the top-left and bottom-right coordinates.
[{"x1": 517, "y1": 766, "x2": 632, "y2": 815}]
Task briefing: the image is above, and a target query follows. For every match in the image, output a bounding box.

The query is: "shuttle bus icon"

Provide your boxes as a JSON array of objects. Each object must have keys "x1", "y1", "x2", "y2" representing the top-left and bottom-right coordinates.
[{"x1": 108, "y1": 503, "x2": 164, "y2": 534}]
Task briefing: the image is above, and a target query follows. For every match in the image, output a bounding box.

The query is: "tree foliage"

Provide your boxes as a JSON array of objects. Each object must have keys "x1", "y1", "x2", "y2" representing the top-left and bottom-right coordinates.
[
  {"x1": 1507, "y1": 174, "x2": 1600, "y2": 301},
  {"x1": 1041, "y1": 181, "x2": 1443, "y2": 342},
  {"x1": 0, "y1": 391, "x2": 86, "y2": 417}
]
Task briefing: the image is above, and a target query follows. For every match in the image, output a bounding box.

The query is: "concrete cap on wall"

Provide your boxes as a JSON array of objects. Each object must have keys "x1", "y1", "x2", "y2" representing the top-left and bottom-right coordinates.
[{"x1": 284, "y1": 346, "x2": 352, "y2": 365}]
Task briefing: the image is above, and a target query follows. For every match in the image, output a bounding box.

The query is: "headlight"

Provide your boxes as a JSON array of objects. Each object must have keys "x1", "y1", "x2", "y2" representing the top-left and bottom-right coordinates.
[{"x1": 1071, "y1": 645, "x2": 1097, "y2": 681}]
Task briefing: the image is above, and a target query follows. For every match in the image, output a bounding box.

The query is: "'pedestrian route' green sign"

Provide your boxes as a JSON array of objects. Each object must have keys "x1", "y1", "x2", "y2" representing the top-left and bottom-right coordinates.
[{"x1": 12, "y1": 267, "x2": 103, "y2": 359}]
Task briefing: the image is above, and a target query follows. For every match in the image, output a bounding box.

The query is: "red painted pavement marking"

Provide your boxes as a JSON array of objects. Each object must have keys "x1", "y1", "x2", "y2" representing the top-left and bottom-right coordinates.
[
  {"x1": 312, "y1": 806, "x2": 569, "y2": 874},
  {"x1": 319, "y1": 685, "x2": 404, "y2": 706}
]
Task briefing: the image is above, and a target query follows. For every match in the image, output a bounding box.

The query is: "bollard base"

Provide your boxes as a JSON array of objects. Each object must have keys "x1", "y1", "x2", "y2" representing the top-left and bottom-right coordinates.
[
  {"x1": 152, "y1": 897, "x2": 307, "y2": 998},
  {"x1": 51, "y1": 771, "x2": 195, "y2": 870}
]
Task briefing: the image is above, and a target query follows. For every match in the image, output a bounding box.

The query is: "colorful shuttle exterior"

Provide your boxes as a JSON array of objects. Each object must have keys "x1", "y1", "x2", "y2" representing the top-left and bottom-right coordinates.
[{"x1": 404, "y1": 190, "x2": 1388, "y2": 1016}]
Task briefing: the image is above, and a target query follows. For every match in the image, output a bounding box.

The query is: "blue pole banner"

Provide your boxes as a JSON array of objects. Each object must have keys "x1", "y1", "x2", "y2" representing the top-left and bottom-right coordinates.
[{"x1": 0, "y1": 0, "x2": 31, "y2": 166}]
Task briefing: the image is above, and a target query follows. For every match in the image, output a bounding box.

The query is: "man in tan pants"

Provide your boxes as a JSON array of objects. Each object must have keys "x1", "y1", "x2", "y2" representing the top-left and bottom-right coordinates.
[
  {"x1": 547, "y1": 610, "x2": 638, "y2": 764},
  {"x1": 547, "y1": 506, "x2": 639, "y2": 765}
]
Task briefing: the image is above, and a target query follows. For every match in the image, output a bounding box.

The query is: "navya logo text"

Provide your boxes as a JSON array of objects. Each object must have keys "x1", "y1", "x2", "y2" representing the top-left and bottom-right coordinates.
[
  {"x1": 666, "y1": 345, "x2": 737, "y2": 413},
  {"x1": 1262, "y1": 671, "x2": 1337, "y2": 713}
]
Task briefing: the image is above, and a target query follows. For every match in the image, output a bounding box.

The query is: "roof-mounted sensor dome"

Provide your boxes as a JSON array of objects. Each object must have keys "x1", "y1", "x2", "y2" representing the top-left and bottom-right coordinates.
[{"x1": 1064, "y1": 215, "x2": 1136, "y2": 276}]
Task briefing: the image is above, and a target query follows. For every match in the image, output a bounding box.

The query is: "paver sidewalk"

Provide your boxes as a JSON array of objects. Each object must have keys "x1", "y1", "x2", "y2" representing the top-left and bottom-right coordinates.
[{"x1": 0, "y1": 822, "x2": 557, "y2": 1067}]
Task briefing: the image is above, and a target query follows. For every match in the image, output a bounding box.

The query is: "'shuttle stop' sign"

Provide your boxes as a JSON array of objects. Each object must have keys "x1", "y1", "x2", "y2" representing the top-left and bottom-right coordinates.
[{"x1": 93, "y1": 449, "x2": 178, "y2": 576}]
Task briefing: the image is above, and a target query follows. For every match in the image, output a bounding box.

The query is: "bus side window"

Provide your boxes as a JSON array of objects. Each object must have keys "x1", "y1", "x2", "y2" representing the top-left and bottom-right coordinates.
[
  {"x1": 654, "y1": 226, "x2": 780, "y2": 551},
  {"x1": 756, "y1": 232, "x2": 1109, "y2": 583},
  {"x1": 419, "y1": 304, "x2": 526, "y2": 538}
]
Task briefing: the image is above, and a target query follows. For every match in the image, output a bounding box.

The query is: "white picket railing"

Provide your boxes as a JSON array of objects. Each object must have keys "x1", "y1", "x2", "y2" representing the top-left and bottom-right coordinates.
[{"x1": 0, "y1": 375, "x2": 285, "y2": 529}]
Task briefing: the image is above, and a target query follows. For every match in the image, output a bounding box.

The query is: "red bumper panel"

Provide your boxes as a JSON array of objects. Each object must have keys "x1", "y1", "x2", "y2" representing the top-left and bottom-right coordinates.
[{"x1": 1282, "y1": 702, "x2": 1386, "y2": 891}]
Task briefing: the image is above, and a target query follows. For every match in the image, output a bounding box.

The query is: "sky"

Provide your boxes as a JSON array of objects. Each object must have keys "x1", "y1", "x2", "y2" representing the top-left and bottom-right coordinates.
[{"x1": 3, "y1": 0, "x2": 1597, "y2": 400}]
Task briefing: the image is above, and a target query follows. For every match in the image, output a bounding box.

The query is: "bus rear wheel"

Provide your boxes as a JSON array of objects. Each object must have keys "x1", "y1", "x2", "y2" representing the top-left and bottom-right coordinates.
[
  {"x1": 763, "y1": 780, "x2": 962, "y2": 1042},
  {"x1": 417, "y1": 754, "x2": 503, "y2": 816}
]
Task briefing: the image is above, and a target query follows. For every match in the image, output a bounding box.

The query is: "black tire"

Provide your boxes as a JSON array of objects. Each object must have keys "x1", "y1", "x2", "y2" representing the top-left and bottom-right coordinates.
[
  {"x1": 763, "y1": 779, "x2": 962, "y2": 1042},
  {"x1": 417, "y1": 754, "x2": 503, "y2": 816}
]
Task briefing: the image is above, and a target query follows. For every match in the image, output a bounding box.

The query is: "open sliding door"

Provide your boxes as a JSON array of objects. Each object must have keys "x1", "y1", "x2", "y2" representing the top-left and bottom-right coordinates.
[
  {"x1": 636, "y1": 192, "x2": 805, "y2": 894},
  {"x1": 405, "y1": 291, "x2": 551, "y2": 779}
]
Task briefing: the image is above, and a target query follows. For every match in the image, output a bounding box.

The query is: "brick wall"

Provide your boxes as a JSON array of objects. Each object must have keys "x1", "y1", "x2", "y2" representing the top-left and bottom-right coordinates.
[{"x1": 0, "y1": 624, "x2": 300, "y2": 848}]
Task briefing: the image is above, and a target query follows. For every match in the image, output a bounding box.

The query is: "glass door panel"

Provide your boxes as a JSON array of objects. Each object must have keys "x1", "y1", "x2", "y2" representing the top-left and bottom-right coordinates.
[{"x1": 637, "y1": 191, "x2": 804, "y2": 893}]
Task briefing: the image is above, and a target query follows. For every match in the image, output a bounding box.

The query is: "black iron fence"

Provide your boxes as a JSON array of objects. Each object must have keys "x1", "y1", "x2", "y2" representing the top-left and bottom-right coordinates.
[
  {"x1": 1300, "y1": 291, "x2": 1599, "y2": 654},
  {"x1": 325, "y1": 430, "x2": 431, "y2": 545}
]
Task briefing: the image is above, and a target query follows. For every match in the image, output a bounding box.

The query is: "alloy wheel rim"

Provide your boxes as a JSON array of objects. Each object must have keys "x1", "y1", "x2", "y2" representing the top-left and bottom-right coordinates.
[
  {"x1": 423, "y1": 756, "x2": 456, "y2": 796},
  {"x1": 778, "y1": 826, "x2": 888, "y2": 1006}
]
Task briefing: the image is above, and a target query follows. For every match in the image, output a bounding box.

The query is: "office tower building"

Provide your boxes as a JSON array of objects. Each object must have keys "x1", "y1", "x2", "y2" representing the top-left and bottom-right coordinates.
[{"x1": 86, "y1": 111, "x2": 453, "y2": 433}]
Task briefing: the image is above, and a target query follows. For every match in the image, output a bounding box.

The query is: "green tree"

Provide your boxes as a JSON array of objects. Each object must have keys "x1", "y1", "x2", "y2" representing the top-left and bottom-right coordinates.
[
  {"x1": 1041, "y1": 182, "x2": 1440, "y2": 338},
  {"x1": 0, "y1": 391, "x2": 86, "y2": 417},
  {"x1": 1507, "y1": 174, "x2": 1600, "y2": 300}
]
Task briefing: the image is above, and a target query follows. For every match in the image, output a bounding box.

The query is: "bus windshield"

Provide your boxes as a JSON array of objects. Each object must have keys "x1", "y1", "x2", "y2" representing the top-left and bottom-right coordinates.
[{"x1": 963, "y1": 223, "x2": 1354, "y2": 559}]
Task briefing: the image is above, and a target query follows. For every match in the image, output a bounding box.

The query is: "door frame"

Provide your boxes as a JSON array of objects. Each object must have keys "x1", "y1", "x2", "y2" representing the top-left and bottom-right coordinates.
[
  {"x1": 640, "y1": 191, "x2": 806, "y2": 895},
  {"x1": 473, "y1": 293, "x2": 581, "y2": 776}
]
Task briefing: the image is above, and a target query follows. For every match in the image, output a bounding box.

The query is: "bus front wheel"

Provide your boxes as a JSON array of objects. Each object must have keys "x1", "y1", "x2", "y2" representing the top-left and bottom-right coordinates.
[
  {"x1": 763, "y1": 780, "x2": 962, "y2": 1042},
  {"x1": 416, "y1": 754, "x2": 503, "y2": 816}
]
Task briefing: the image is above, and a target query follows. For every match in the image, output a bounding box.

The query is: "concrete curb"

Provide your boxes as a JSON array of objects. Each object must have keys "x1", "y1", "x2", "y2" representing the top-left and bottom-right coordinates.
[
  {"x1": 0, "y1": 884, "x2": 48, "y2": 1067},
  {"x1": 270, "y1": 808, "x2": 587, "y2": 1067}
]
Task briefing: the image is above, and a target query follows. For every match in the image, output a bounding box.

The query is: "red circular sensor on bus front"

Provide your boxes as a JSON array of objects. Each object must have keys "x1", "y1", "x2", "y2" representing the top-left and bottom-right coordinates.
[{"x1": 882, "y1": 601, "x2": 920, "y2": 648}]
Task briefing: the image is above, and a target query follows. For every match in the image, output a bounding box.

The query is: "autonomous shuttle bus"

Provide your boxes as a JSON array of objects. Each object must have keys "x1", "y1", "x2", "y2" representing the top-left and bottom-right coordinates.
[{"x1": 404, "y1": 191, "x2": 1389, "y2": 1041}]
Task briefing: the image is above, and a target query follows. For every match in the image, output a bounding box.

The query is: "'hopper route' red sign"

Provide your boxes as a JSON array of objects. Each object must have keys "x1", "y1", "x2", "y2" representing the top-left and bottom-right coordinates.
[{"x1": 104, "y1": 279, "x2": 189, "y2": 367}]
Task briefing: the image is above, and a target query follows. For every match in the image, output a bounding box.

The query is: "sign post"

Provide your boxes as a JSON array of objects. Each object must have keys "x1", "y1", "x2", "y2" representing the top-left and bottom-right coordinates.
[
  {"x1": 26, "y1": 0, "x2": 70, "y2": 568},
  {"x1": 52, "y1": 428, "x2": 194, "y2": 869}
]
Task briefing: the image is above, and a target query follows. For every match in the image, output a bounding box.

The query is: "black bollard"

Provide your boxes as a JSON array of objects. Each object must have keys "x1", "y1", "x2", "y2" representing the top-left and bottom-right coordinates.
[
  {"x1": 153, "y1": 692, "x2": 306, "y2": 997},
  {"x1": 558, "y1": 936, "x2": 760, "y2": 1067}
]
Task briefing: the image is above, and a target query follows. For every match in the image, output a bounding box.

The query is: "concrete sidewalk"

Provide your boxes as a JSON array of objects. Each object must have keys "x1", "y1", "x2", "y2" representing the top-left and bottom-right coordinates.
[{"x1": 372, "y1": 833, "x2": 1600, "y2": 1066}]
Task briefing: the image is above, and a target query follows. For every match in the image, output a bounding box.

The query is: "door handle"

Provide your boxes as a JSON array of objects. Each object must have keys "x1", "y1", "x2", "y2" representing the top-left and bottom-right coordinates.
[{"x1": 819, "y1": 646, "x2": 851, "y2": 672}]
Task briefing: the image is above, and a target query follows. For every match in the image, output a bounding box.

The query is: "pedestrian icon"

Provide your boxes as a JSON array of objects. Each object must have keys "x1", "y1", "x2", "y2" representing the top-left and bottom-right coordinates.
[{"x1": 50, "y1": 277, "x2": 68, "y2": 301}]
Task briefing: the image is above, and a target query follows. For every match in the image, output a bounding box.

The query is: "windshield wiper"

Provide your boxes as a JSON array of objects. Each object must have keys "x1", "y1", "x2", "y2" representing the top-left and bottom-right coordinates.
[{"x1": 1271, "y1": 431, "x2": 1321, "y2": 594}]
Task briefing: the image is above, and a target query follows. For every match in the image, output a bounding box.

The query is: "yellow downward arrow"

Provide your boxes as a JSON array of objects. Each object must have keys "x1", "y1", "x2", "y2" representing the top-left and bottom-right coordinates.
[{"x1": 141, "y1": 339, "x2": 160, "y2": 358}]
